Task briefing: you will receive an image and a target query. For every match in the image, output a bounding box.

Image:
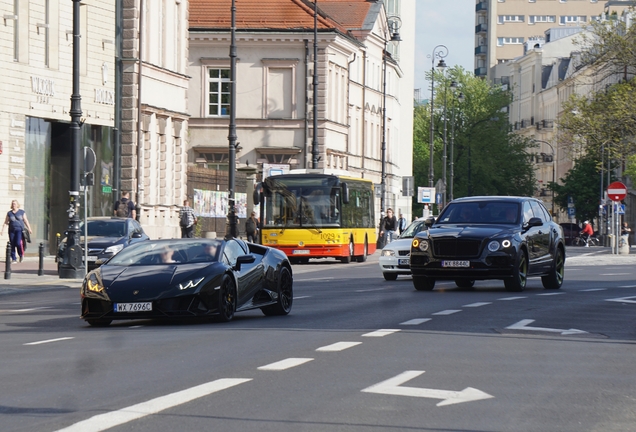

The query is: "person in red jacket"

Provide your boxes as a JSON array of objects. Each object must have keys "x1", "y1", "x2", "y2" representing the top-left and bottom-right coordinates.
[{"x1": 580, "y1": 220, "x2": 594, "y2": 247}]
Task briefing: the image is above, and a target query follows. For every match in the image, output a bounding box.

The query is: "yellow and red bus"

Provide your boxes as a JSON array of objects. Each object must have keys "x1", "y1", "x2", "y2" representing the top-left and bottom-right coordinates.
[{"x1": 254, "y1": 171, "x2": 377, "y2": 263}]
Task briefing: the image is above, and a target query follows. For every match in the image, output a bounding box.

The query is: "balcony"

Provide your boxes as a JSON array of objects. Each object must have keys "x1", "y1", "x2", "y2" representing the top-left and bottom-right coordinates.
[
  {"x1": 474, "y1": 45, "x2": 487, "y2": 55},
  {"x1": 542, "y1": 119, "x2": 554, "y2": 129},
  {"x1": 475, "y1": 23, "x2": 488, "y2": 34},
  {"x1": 474, "y1": 67, "x2": 487, "y2": 77},
  {"x1": 476, "y1": 1, "x2": 488, "y2": 13}
]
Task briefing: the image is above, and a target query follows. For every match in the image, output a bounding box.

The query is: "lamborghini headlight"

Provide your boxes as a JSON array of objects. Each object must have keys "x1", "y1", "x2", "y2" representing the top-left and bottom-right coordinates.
[
  {"x1": 84, "y1": 274, "x2": 104, "y2": 293},
  {"x1": 178, "y1": 277, "x2": 205, "y2": 291}
]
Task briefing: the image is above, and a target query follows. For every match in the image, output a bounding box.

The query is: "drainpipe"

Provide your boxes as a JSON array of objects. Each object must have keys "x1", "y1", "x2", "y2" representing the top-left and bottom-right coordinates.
[
  {"x1": 346, "y1": 53, "x2": 356, "y2": 161},
  {"x1": 304, "y1": 39, "x2": 309, "y2": 169},
  {"x1": 361, "y1": 50, "x2": 367, "y2": 171},
  {"x1": 136, "y1": 0, "x2": 144, "y2": 221}
]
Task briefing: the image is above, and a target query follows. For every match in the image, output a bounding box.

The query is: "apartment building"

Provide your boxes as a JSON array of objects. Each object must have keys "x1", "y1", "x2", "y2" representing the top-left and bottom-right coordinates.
[{"x1": 474, "y1": 0, "x2": 607, "y2": 80}]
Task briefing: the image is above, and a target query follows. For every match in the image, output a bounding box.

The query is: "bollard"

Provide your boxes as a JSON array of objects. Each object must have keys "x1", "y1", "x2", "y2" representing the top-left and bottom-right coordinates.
[
  {"x1": 38, "y1": 242, "x2": 44, "y2": 276},
  {"x1": 4, "y1": 241, "x2": 11, "y2": 280}
]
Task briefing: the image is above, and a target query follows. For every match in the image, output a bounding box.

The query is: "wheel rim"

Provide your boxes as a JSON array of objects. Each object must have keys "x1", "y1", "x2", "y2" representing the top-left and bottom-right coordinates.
[
  {"x1": 555, "y1": 250, "x2": 564, "y2": 285},
  {"x1": 279, "y1": 268, "x2": 293, "y2": 312},
  {"x1": 518, "y1": 253, "x2": 528, "y2": 287},
  {"x1": 221, "y1": 277, "x2": 235, "y2": 319}
]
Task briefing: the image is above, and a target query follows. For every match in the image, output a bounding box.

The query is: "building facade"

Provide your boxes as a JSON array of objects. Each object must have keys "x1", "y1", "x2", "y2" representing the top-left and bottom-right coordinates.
[
  {"x1": 474, "y1": 0, "x2": 607, "y2": 80},
  {"x1": 188, "y1": 0, "x2": 415, "y2": 224},
  {"x1": 0, "y1": 0, "x2": 116, "y2": 253}
]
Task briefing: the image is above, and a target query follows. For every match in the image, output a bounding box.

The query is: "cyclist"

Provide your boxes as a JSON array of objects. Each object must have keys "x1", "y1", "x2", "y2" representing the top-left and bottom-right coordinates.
[{"x1": 580, "y1": 220, "x2": 594, "y2": 247}]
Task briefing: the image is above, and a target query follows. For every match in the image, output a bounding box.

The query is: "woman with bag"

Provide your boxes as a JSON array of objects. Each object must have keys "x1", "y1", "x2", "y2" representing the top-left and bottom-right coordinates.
[{"x1": 1, "y1": 200, "x2": 33, "y2": 263}]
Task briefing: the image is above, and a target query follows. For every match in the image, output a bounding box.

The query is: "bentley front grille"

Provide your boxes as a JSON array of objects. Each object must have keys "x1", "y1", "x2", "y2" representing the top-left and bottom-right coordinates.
[{"x1": 432, "y1": 239, "x2": 481, "y2": 258}]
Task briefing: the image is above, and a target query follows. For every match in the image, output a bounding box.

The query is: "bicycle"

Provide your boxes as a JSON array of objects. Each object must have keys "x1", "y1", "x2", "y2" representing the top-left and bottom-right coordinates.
[{"x1": 572, "y1": 235, "x2": 600, "y2": 247}]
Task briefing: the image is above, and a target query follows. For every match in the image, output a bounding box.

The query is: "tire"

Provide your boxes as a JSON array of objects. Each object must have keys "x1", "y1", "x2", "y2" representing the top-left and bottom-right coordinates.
[
  {"x1": 216, "y1": 274, "x2": 236, "y2": 322},
  {"x1": 383, "y1": 272, "x2": 398, "y2": 281},
  {"x1": 413, "y1": 276, "x2": 435, "y2": 291},
  {"x1": 339, "y1": 239, "x2": 354, "y2": 263},
  {"x1": 355, "y1": 239, "x2": 368, "y2": 263},
  {"x1": 504, "y1": 249, "x2": 528, "y2": 292},
  {"x1": 455, "y1": 279, "x2": 475, "y2": 289},
  {"x1": 261, "y1": 267, "x2": 293, "y2": 316},
  {"x1": 573, "y1": 237, "x2": 583, "y2": 246},
  {"x1": 542, "y1": 247, "x2": 564, "y2": 290},
  {"x1": 86, "y1": 319, "x2": 112, "y2": 327}
]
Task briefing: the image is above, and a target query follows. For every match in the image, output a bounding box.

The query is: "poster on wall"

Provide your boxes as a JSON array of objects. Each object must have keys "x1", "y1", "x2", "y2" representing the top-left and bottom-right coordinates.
[{"x1": 193, "y1": 188, "x2": 247, "y2": 219}]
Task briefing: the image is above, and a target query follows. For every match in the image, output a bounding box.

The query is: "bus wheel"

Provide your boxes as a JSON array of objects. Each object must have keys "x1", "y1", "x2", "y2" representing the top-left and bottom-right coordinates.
[
  {"x1": 355, "y1": 239, "x2": 368, "y2": 263},
  {"x1": 340, "y1": 239, "x2": 354, "y2": 263}
]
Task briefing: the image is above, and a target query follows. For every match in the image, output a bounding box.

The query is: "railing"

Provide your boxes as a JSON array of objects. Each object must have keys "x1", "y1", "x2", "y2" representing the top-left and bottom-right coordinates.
[
  {"x1": 474, "y1": 45, "x2": 487, "y2": 55},
  {"x1": 475, "y1": 23, "x2": 488, "y2": 33},
  {"x1": 476, "y1": 1, "x2": 488, "y2": 12},
  {"x1": 474, "y1": 67, "x2": 487, "y2": 76}
]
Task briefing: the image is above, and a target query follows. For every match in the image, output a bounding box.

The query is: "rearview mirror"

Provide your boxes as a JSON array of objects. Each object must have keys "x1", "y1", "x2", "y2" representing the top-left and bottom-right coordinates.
[
  {"x1": 253, "y1": 183, "x2": 262, "y2": 205},
  {"x1": 235, "y1": 254, "x2": 256, "y2": 271},
  {"x1": 341, "y1": 183, "x2": 349, "y2": 204}
]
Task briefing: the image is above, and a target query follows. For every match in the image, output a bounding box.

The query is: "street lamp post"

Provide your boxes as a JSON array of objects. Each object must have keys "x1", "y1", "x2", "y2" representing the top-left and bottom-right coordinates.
[
  {"x1": 534, "y1": 139, "x2": 556, "y2": 216},
  {"x1": 428, "y1": 45, "x2": 448, "y2": 188},
  {"x1": 449, "y1": 89, "x2": 463, "y2": 202},
  {"x1": 441, "y1": 80, "x2": 456, "y2": 208},
  {"x1": 380, "y1": 17, "x2": 401, "y2": 217},
  {"x1": 59, "y1": 0, "x2": 84, "y2": 279},
  {"x1": 227, "y1": 0, "x2": 238, "y2": 238},
  {"x1": 311, "y1": 0, "x2": 319, "y2": 168}
]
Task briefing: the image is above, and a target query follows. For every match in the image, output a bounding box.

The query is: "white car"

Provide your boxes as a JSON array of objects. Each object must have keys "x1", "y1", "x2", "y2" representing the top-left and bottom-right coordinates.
[{"x1": 379, "y1": 218, "x2": 430, "y2": 280}]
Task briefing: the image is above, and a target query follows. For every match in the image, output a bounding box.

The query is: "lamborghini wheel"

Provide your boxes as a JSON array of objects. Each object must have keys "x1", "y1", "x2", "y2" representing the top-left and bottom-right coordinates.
[
  {"x1": 262, "y1": 267, "x2": 293, "y2": 316},
  {"x1": 217, "y1": 274, "x2": 236, "y2": 322}
]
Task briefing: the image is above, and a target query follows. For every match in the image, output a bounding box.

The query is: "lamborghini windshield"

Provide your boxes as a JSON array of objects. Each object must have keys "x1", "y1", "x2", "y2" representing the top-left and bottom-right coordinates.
[{"x1": 106, "y1": 240, "x2": 222, "y2": 266}]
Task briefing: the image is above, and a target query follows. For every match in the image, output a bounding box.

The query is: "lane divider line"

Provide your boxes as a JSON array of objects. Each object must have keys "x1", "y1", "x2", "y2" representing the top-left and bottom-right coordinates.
[
  {"x1": 257, "y1": 358, "x2": 314, "y2": 371},
  {"x1": 400, "y1": 318, "x2": 431, "y2": 325},
  {"x1": 54, "y1": 378, "x2": 252, "y2": 432},
  {"x1": 497, "y1": 296, "x2": 526, "y2": 301},
  {"x1": 316, "y1": 342, "x2": 362, "y2": 352},
  {"x1": 24, "y1": 337, "x2": 74, "y2": 346},
  {"x1": 362, "y1": 329, "x2": 400, "y2": 337},
  {"x1": 432, "y1": 310, "x2": 461, "y2": 316},
  {"x1": 462, "y1": 302, "x2": 491, "y2": 307}
]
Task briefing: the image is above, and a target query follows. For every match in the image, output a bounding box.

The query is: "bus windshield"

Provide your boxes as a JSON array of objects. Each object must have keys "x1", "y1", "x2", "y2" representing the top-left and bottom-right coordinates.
[{"x1": 263, "y1": 181, "x2": 341, "y2": 229}]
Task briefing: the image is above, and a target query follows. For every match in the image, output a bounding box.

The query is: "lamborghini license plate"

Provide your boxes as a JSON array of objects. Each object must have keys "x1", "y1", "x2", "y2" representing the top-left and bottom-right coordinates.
[{"x1": 114, "y1": 302, "x2": 152, "y2": 313}]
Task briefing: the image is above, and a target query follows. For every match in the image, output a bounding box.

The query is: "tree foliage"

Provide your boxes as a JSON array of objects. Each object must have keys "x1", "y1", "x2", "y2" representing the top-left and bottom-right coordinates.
[{"x1": 412, "y1": 67, "x2": 537, "y2": 214}]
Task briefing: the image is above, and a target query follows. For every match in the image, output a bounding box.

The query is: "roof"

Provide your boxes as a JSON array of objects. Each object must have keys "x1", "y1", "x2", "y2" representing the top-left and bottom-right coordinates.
[
  {"x1": 452, "y1": 196, "x2": 537, "y2": 203},
  {"x1": 189, "y1": 0, "x2": 377, "y2": 36}
]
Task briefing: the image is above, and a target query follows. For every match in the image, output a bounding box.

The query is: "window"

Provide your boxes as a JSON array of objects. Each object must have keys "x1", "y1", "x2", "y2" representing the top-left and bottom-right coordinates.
[
  {"x1": 498, "y1": 15, "x2": 524, "y2": 24},
  {"x1": 560, "y1": 16, "x2": 587, "y2": 25},
  {"x1": 497, "y1": 37, "x2": 524, "y2": 46},
  {"x1": 529, "y1": 15, "x2": 556, "y2": 24},
  {"x1": 207, "y1": 68, "x2": 230, "y2": 116}
]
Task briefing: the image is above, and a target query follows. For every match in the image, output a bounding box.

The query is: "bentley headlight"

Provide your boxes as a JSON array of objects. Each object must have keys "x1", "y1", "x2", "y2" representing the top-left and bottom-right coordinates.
[
  {"x1": 418, "y1": 240, "x2": 429, "y2": 252},
  {"x1": 179, "y1": 277, "x2": 205, "y2": 291},
  {"x1": 501, "y1": 240, "x2": 511, "y2": 248},
  {"x1": 381, "y1": 250, "x2": 395, "y2": 257},
  {"x1": 104, "y1": 244, "x2": 124, "y2": 255},
  {"x1": 488, "y1": 241, "x2": 500, "y2": 252}
]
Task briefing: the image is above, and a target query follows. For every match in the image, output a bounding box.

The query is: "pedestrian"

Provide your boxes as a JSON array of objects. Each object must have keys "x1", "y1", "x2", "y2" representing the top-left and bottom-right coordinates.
[
  {"x1": 379, "y1": 208, "x2": 398, "y2": 245},
  {"x1": 1, "y1": 200, "x2": 33, "y2": 263},
  {"x1": 114, "y1": 190, "x2": 136, "y2": 219},
  {"x1": 397, "y1": 210, "x2": 407, "y2": 235},
  {"x1": 245, "y1": 211, "x2": 259, "y2": 243},
  {"x1": 621, "y1": 221, "x2": 631, "y2": 236},
  {"x1": 179, "y1": 199, "x2": 197, "y2": 238}
]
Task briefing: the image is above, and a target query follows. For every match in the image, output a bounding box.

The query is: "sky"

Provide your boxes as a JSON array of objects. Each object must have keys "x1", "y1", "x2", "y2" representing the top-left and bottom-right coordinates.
[{"x1": 414, "y1": 0, "x2": 476, "y2": 99}]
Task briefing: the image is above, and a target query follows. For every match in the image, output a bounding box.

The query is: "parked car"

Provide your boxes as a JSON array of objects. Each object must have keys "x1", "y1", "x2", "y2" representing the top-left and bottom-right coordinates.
[
  {"x1": 410, "y1": 196, "x2": 565, "y2": 292},
  {"x1": 559, "y1": 222, "x2": 581, "y2": 246},
  {"x1": 58, "y1": 217, "x2": 149, "y2": 271},
  {"x1": 379, "y1": 217, "x2": 430, "y2": 280},
  {"x1": 80, "y1": 238, "x2": 293, "y2": 326}
]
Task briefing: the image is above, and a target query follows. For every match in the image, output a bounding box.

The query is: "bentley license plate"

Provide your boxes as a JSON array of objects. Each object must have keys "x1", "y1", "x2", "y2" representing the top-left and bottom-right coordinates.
[
  {"x1": 114, "y1": 302, "x2": 152, "y2": 313},
  {"x1": 398, "y1": 258, "x2": 409, "y2": 265},
  {"x1": 442, "y1": 260, "x2": 470, "y2": 268}
]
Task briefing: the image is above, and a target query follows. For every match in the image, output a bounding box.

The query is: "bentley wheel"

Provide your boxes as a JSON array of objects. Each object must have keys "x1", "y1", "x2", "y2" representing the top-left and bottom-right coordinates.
[
  {"x1": 355, "y1": 239, "x2": 368, "y2": 263},
  {"x1": 542, "y1": 247, "x2": 564, "y2": 290},
  {"x1": 339, "y1": 240, "x2": 354, "y2": 263},
  {"x1": 455, "y1": 279, "x2": 475, "y2": 289},
  {"x1": 504, "y1": 250, "x2": 527, "y2": 292},
  {"x1": 86, "y1": 319, "x2": 112, "y2": 327},
  {"x1": 217, "y1": 274, "x2": 236, "y2": 322},
  {"x1": 383, "y1": 272, "x2": 398, "y2": 281},
  {"x1": 262, "y1": 267, "x2": 293, "y2": 316},
  {"x1": 413, "y1": 276, "x2": 435, "y2": 291}
]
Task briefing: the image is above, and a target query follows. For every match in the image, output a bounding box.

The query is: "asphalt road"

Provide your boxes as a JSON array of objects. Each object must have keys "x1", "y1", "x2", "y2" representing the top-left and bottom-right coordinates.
[{"x1": 0, "y1": 248, "x2": 635, "y2": 432}]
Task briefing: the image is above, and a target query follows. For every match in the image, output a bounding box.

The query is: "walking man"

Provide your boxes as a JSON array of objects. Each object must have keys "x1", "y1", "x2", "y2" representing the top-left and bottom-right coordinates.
[
  {"x1": 179, "y1": 199, "x2": 197, "y2": 238},
  {"x1": 114, "y1": 191, "x2": 136, "y2": 219}
]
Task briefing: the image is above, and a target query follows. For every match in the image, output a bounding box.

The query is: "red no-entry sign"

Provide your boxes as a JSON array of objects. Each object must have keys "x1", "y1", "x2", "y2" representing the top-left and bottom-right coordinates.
[{"x1": 607, "y1": 181, "x2": 627, "y2": 201}]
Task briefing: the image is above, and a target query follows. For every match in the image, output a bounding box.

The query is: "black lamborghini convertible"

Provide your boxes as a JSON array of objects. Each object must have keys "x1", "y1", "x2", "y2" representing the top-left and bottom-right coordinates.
[{"x1": 80, "y1": 237, "x2": 293, "y2": 326}]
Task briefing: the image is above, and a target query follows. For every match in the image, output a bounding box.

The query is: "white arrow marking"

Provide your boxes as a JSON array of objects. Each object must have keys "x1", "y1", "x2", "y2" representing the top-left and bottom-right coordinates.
[
  {"x1": 506, "y1": 319, "x2": 587, "y2": 335},
  {"x1": 606, "y1": 296, "x2": 636, "y2": 304},
  {"x1": 362, "y1": 370, "x2": 493, "y2": 406}
]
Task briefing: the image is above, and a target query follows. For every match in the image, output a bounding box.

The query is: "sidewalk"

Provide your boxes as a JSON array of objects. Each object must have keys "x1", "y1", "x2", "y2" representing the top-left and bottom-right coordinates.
[
  {"x1": 565, "y1": 246, "x2": 636, "y2": 266},
  {"x1": 0, "y1": 255, "x2": 82, "y2": 291}
]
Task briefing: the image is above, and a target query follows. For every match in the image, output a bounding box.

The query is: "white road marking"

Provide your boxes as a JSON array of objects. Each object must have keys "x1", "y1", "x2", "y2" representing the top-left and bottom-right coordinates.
[
  {"x1": 293, "y1": 296, "x2": 311, "y2": 300},
  {"x1": 600, "y1": 273, "x2": 631, "y2": 276},
  {"x1": 362, "y1": 329, "x2": 400, "y2": 337},
  {"x1": 3, "y1": 307, "x2": 52, "y2": 313},
  {"x1": 506, "y1": 319, "x2": 587, "y2": 335},
  {"x1": 356, "y1": 287, "x2": 389, "y2": 292},
  {"x1": 497, "y1": 296, "x2": 526, "y2": 301},
  {"x1": 581, "y1": 288, "x2": 606, "y2": 292},
  {"x1": 361, "y1": 370, "x2": 494, "y2": 406},
  {"x1": 536, "y1": 292, "x2": 565, "y2": 296},
  {"x1": 316, "y1": 342, "x2": 362, "y2": 352},
  {"x1": 462, "y1": 302, "x2": 491, "y2": 307},
  {"x1": 295, "y1": 277, "x2": 334, "y2": 282},
  {"x1": 54, "y1": 378, "x2": 251, "y2": 432},
  {"x1": 257, "y1": 358, "x2": 313, "y2": 371},
  {"x1": 24, "y1": 337, "x2": 74, "y2": 346},
  {"x1": 618, "y1": 285, "x2": 636, "y2": 288},
  {"x1": 129, "y1": 325, "x2": 144, "y2": 329},
  {"x1": 605, "y1": 296, "x2": 636, "y2": 304},
  {"x1": 400, "y1": 318, "x2": 431, "y2": 325},
  {"x1": 432, "y1": 310, "x2": 461, "y2": 316}
]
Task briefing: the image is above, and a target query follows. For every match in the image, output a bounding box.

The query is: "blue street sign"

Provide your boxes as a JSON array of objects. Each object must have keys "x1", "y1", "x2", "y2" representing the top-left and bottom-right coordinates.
[
  {"x1": 567, "y1": 207, "x2": 576, "y2": 217},
  {"x1": 618, "y1": 204, "x2": 625, "y2": 215}
]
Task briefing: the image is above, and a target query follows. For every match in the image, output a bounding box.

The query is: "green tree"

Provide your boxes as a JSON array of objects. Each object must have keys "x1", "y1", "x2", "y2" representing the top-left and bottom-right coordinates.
[{"x1": 413, "y1": 67, "x2": 537, "y2": 215}]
